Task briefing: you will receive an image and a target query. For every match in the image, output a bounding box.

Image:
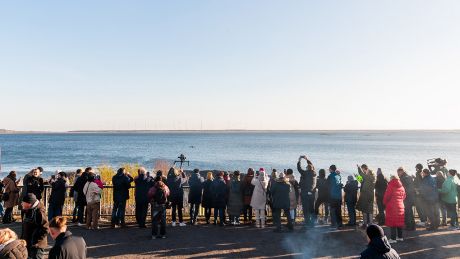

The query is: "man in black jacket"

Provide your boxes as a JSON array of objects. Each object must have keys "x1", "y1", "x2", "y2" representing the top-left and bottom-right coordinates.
[
  {"x1": 21, "y1": 193, "x2": 49, "y2": 259},
  {"x1": 48, "y1": 172, "x2": 68, "y2": 221},
  {"x1": 111, "y1": 168, "x2": 134, "y2": 228},
  {"x1": 134, "y1": 167, "x2": 154, "y2": 228},
  {"x1": 73, "y1": 167, "x2": 92, "y2": 225},
  {"x1": 297, "y1": 155, "x2": 317, "y2": 227},
  {"x1": 271, "y1": 173, "x2": 293, "y2": 232},
  {"x1": 49, "y1": 216, "x2": 87, "y2": 259},
  {"x1": 360, "y1": 224, "x2": 400, "y2": 259}
]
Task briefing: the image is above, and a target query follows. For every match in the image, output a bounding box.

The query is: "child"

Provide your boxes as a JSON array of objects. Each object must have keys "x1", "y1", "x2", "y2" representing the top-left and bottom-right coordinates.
[{"x1": 344, "y1": 175, "x2": 359, "y2": 226}]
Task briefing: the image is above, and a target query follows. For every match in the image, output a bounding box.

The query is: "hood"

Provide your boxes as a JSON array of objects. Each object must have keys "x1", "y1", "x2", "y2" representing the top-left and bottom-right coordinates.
[
  {"x1": 368, "y1": 236, "x2": 392, "y2": 254},
  {"x1": 389, "y1": 178, "x2": 403, "y2": 188},
  {"x1": 167, "y1": 168, "x2": 177, "y2": 179}
]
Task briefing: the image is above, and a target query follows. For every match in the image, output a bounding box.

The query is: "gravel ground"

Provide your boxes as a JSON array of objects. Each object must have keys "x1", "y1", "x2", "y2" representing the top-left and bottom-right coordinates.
[{"x1": 6, "y1": 221, "x2": 460, "y2": 258}]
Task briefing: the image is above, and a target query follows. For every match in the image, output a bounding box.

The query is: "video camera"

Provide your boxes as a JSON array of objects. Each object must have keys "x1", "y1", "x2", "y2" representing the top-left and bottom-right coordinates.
[{"x1": 427, "y1": 158, "x2": 447, "y2": 168}]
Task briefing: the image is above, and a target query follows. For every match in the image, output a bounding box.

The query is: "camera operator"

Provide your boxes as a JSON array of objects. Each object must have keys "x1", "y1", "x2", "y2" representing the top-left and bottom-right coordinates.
[
  {"x1": 296, "y1": 155, "x2": 317, "y2": 227},
  {"x1": 428, "y1": 158, "x2": 448, "y2": 177}
]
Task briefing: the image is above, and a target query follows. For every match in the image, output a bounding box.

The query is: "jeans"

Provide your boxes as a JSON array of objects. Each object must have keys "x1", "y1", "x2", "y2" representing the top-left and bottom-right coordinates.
[
  {"x1": 204, "y1": 207, "x2": 212, "y2": 222},
  {"x1": 423, "y1": 200, "x2": 439, "y2": 229},
  {"x1": 111, "y1": 200, "x2": 127, "y2": 225},
  {"x1": 404, "y1": 200, "x2": 415, "y2": 229},
  {"x1": 301, "y1": 192, "x2": 315, "y2": 226},
  {"x1": 330, "y1": 199, "x2": 343, "y2": 227},
  {"x1": 77, "y1": 204, "x2": 86, "y2": 224},
  {"x1": 363, "y1": 213, "x2": 373, "y2": 226},
  {"x1": 152, "y1": 208, "x2": 166, "y2": 236},
  {"x1": 272, "y1": 208, "x2": 293, "y2": 231},
  {"x1": 243, "y1": 205, "x2": 253, "y2": 222},
  {"x1": 346, "y1": 201, "x2": 356, "y2": 225},
  {"x1": 135, "y1": 201, "x2": 149, "y2": 227},
  {"x1": 214, "y1": 207, "x2": 225, "y2": 224},
  {"x1": 314, "y1": 197, "x2": 329, "y2": 219},
  {"x1": 390, "y1": 227, "x2": 403, "y2": 240},
  {"x1": 47, "y1": 203, "x2": 63, "y2": 221},
  {"x1": 439, "y1": 200, "x2": 447, "y2": 224},
  {"x1": 3, "y1": 207, "x2": 13, "y2": 223},
  {"x1": 415, "y1": 195, "x2": 426, "y2": 222},
  {"x1": 376, "y1": 195, "x2": 385, "y2": 225},
  {"x1": 171, "y1": 202, "x2": 183, "y2": 223},
  {"x1": 189, "y1": 203, "x2": 200, "y2": 222},
  {"x1": 445, "y1": 203, "x2": 458, "y2": 227}
]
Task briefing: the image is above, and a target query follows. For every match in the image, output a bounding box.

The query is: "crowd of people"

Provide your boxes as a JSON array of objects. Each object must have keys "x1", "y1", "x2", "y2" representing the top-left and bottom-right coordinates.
[{"x1": 0, "y1": 156, "x2": 458, "y2": 258}]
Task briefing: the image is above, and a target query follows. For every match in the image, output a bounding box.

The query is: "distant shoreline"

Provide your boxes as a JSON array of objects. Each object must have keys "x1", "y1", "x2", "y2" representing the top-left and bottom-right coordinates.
[{"x1": 1, "y1": 129, "x2": 460, "y2": 135}]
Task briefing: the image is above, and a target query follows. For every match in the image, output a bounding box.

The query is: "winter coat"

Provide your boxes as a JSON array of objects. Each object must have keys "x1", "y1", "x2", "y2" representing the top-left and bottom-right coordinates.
[
  {"x1": 48, "y1": 231, "x2": 87, "y2": 259},
  {"x1": 375, "y1": 174, "x2": 388, "y2": 201},
  {"x1": 112, "y1": 172, "x2": 133, "y2": 202},
  {"x1": 211, "y1": 178, "x2": 228, "y2": 209},
  {"x1": 270, "y1": 179, "x2": 291, "y2": 209},
  {"x1": 188, "y1": 173, "x2": 204, "y2": 204},
  {"x1": 297, "y1": 161, "x2": 317, "y2": 194},
  {"x1": 227, "y1": 178, "x2": 243, "y2": 215},
  {"x1": 438, "y1": 175, "x2": 458, "y2": 204},
  {"x1": 134, "y1": 175, "x2": 154, "y2": 204},
  {"x1": 0, "y1": 239, "x2": 28, "y2": 259},
  {"x1": 356, "y1": 169, "x2": 375, "y2": 213},
  {"x1": 383, "y1": 179, "x2": 406, "y2": 228},
  {"x1": 166, "y1": 173, "x2": 186, "y2": 204},
  {"x1": 286, "y1": 175, "x2": 300, "y2": 210},
  {"x1": 49, "y1": 178, "x2": 67, "y2": 207},
  {"x1": 360, "y1": 237, "x2": 400, "y2": 259},
  {"x1": 21, "y1": 202, "x2": 49, "y2": 249},
  {"x1": 202, "y1": 180, "x2": 214, "y2": 208},
  {"x1": 2, "y1": 176, "x2": 20, "y2": 209},
  {"x1": 242, "y1": 174, "x2": 255, "y2": 205},
  {"x1": 83, "y1": 182, "x2": 102, "y2": 204},
  {"x1": 25, "y1": 176, "x2": 44, "y2": 201},
  {"x1": 316, "y1": 177, "x2": 329, "y2": 201},
  {"x1": 399, "y1": 173, "x2": 416, "y2": 204},
  {"x1": 344, "y1": 180, "x2": 359, "y2": 204},
  {"x1": 327, "y1": 172, "x2": 343, "y2": 201},
  {"x1": 420, "y1": 176, "x2": 438, "y2": 202},
  {"x1": 250, "y1": 173, "x2": 269, "y2": 210},
  {"x1": 148, "y1": 183, "x2": 170, "y2": 210},
  {"x1": 73, "y1": 173, "x2": 89, "y2": 206}
]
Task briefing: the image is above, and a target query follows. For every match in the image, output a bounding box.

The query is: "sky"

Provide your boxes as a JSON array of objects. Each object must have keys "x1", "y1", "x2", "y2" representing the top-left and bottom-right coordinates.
[{"x1": 1, "y1": 1, "x2": 459, "y2": 131}]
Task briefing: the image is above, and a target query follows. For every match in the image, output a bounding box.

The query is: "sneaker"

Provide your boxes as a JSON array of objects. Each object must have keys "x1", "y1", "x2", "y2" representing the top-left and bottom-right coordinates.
[
  {"x1": 161, "y1": 235, "x2": 166, "y2": 239},
  {"x1": 171, "y1": 222, "x2": 177, "y2": 227},
  {"x1": 416, "y1": 222, "x2": 425, "y2": 227},
  {"x1": 448, "y1": 226, "x2": 457, "y2": 230},
  {"x1": 179, "y1": 222, "x2": 186, "y2": 227},
  {"x1": 388, "y1": 239, "x2": 397, "y2": 244},
  {"x1": 151, "y1": 236, "x2": 157, "y2": 240},
  {"x1": 78, "y1": 223, "x2": 85, "y2": 227},
  {"x1": 396, "y1": 238, "x2": 403, "y2": 242}
]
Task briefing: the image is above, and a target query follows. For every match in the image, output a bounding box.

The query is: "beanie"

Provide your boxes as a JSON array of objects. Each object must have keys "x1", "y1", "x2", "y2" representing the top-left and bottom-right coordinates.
[{"x1": 366, "y1": 224, "x2": 384, "y2": 239}]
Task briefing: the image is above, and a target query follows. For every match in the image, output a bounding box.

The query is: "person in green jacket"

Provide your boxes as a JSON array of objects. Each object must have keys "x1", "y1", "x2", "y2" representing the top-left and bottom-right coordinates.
[{"x1": 438, "y1": 169, "x2": 459, "y2": 229}]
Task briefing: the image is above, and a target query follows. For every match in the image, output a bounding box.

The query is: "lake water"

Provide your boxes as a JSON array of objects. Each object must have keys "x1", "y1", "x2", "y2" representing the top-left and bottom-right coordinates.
[{"x1": 0, "y1": 131, "x2": 459, "y2": 177}]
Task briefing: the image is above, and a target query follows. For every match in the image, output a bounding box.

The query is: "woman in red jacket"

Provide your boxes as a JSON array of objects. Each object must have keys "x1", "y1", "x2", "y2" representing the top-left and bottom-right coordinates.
[{"x1": 383, "y1": 174, "x2": 406, "y2": 244}]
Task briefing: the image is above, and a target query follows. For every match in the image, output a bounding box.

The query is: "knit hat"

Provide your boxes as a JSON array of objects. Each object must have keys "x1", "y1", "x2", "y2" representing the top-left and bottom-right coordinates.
[
  {"x1": 347, "y1": 175, "x2": 354, "y2": 181},
  {"x1": 22, "y1": 193, "x2": 37, "y2": 204},
  {"x1": 259, "y1": 168, "x2": 265, "y2": 173},
  {"x1": 366, "y1": 224, "x2": 384, "y2": 239}
]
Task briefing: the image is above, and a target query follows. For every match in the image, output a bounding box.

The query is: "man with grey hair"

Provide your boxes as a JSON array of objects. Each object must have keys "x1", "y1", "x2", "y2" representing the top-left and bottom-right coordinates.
[{"x1": 134, "y1": 167, "x2": 154, "y2": 228}]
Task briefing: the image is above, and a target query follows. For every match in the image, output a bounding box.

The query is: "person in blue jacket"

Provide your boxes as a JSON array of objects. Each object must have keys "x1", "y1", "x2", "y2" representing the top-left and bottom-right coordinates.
[
  {"x1": 420, "y1": 169, "x2": 440, "y2": 230},
  {"x1": 327, "y1": 165, "x2": 343, "y2": 229}
]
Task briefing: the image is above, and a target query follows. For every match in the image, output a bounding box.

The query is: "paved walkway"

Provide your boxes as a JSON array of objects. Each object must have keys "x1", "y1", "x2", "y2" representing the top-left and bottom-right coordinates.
[{"x1": 6, "y1": 221, "x2": 460, "y2": 258}]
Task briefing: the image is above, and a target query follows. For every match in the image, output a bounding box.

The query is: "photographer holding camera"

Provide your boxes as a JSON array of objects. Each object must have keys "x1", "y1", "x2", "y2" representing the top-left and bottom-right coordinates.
[
  {"x1": 428, "y1": 158, "x2": 448, "y2": 177},
  {"x1": 297, "y1": 155, "x2": 317, "y2": 227}
]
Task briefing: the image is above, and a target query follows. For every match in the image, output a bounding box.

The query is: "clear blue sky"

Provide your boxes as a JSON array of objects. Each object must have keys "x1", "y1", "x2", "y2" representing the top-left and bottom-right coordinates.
[{"x1": 1, "y1": 1, "x2": 459, "y2": 131}]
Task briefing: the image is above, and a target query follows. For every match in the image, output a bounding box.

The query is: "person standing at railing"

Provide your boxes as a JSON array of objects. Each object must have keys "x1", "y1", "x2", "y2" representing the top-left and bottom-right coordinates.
[
  {"x1": 227, "y1": 171, "x2": 243, "y2": 226},
  {"x1": 397, "y1": 167, "x2": 416, "y2": 231},
  {"x1": 70, "y1": 169, "x2": 82, "y2": 223},
  {"x1": 202, "y1": 172, "x2": 214, "y2": 225},
  {"x1": 83, "y1": 174, "x2": 102, "y2": 230},
  {"x1": 375, "y1": 169, "x2": 388, "y2": 226},
  {"x1": 250, "y1": 169, "x2": 269, "y2": 228},
  {"x1": 2, "y1": 171, "x2": 20, "y2": 224},
  {"x1": 383, "y1": 174, "x2": 406, "y2": 244},
  {"x1": 24, "y1": 169, "x2": 44, "y2": 202},
  {"x1": 328, "y1": 165, "x2": 343, "y2": 229},
  {"x1": 188, "y1": 169, "x2": 204, "y2": 226},
  {"x1": 212, "y1": 172, "x2": 228, "y2": 226},
  {"x1": 271, "y1": 172, "x2": 293, "y2": 233},
  {"x1": 111, "y1": 168, "x2": 133, "y2": 228},
  {"x1": 73, "y1": 168, "x2": 91, "y2": 226},
  {"x1": 166, "y1": 168, "x2": 187, "y2": 227},
  {"x1": 148, "y1": 176, "x2": 170, "y2": 239},
  {"x1": 242, "y1": 169, "x2": 255, "y2": 225},
  {"x1": 314, "y1": 169, "x2": 330, "y2": 224},
  {"x1": 356, "y1": 164, "x2": 376, "y2": 229},
  {"x1": 285, "y1": 169, "x2": 299, "y2": 225},
  {"x1": 297, "y1": 155, "x2": 317, "y2": 228},
  {"x1": 48, "y1": 172, "x2": 68, "y2": 221},
  {"x1": 134, "y1": 167, "x2": 154, "y2": 228},
  {"x1": 344, "y1": 175, "x2": 359, "y2": 227}
]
